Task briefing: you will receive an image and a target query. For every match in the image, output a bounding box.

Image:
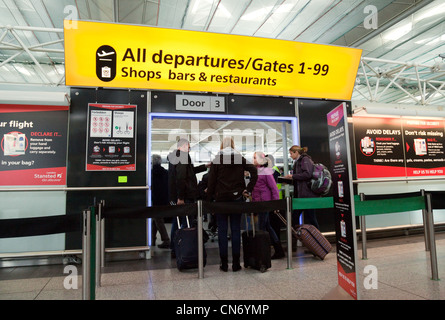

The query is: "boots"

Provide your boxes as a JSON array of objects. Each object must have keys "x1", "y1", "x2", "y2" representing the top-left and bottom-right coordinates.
[
  {"x1": 271, "y1": 242, "x2": 285, "y2": 259},
  {"x1": 220, "y1": 256, "x2": 228, "y2": 272},
  {"x1": 232, "y1": 254, "x2": 242, "y2": 272}
]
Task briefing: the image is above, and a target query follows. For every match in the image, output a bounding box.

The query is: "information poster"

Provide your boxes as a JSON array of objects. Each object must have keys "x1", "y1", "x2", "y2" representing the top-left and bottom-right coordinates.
[
  {"x1": 403, "y1": 118, "x2": 445, "y2": 176},
  {"x1": 86, "y1": 103, "x2": 136, "y2": 171},
  {"x1": 327, "y1": 103, "x2": 358, "y2": 300},
  {"x1": 354, "y1": 116, "x2": 445, "y2": 179},
  {"x1": 0, "y1": 104, "x2": 68, "y2": 185},
  {"x1": 354, "y1": 116, "x2": 405, "y2": 178}
]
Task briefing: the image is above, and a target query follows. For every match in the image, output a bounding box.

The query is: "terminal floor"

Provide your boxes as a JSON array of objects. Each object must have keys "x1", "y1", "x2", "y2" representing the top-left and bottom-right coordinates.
[{"x1": 1, "y1": 231, "x2": 445, "y2": 300}]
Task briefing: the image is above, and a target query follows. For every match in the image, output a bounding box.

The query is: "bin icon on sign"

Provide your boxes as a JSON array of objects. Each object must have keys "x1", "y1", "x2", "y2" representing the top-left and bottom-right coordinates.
[{"x1": 96, "y1": 45, "x2": 116, "y2": 82}]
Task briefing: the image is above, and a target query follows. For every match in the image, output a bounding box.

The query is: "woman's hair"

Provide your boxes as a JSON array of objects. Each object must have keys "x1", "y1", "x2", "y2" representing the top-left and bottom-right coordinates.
[
  {"x1": 220, "y1": 137, "x2": 235, "y2": 149},
  {"x1": 289, "y1": 145, "x2": 308, "y2": 154},
  {"x1": 254, "y1": 151, "x2": 272, "y2": 167}
]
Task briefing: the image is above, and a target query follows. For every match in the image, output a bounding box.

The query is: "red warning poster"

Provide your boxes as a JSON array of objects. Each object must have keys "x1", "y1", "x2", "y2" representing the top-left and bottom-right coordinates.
[
  {"x1": 353, "y1": 116, "x2": 405, "y2": 179},
  {"x1": 86, "y1": 103, "x2": 137, "y2": 171},
  {"x1": 403, "y1": 118, "x2": 445, "y2": 177},
  {"x1": 0, "y1": 104, "x2": 68, "y2": 185}
]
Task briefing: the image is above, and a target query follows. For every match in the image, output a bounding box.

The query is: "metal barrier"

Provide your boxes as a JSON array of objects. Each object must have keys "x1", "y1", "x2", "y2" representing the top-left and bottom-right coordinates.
[
  {"x1": 0, "y1": 205, "x2": 95, "y2": 300},
  {"x1": 355, "y1": 190, "x2": 440, "y2": 281},
  {"x1": 97, "y1": 198, "x2": 291, "y2": 282}
]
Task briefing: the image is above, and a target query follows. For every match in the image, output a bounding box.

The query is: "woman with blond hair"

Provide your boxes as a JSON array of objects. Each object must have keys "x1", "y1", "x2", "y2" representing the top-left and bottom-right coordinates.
[
  {"x1": 251, "y1": 151, "x2": 285, "y2": 259},
  {"x1": 207, "y1": 137, "x2": 258, "y2": 272},
  {"x1": 284, "y1": 145, "x2": 320, "y2": 229}
]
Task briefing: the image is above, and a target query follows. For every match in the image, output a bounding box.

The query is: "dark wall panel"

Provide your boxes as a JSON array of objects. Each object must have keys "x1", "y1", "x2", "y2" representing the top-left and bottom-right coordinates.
[
  {"x1": 65, "y1": 88, "x2": 147, "y2": 250},
  {"x1": 297, "y1": 99, "x2": 352, "y2": 233}
]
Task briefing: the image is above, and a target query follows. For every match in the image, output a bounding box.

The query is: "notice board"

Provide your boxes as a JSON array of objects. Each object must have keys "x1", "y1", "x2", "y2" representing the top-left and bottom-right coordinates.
[
  {"x1": 0, "y1": 104, "x2": 68, "y2": 185},
  {"x1": 354, "y1": 116, "x2": 445, "y2": 179}
]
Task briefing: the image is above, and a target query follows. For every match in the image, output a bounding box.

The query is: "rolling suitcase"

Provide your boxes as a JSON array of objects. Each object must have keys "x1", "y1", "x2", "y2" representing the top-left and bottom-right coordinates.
[
  {"x1": 174, "y1": 216, "x2": 207, "y2": 270},
  {"x1": 275, "y1": 212, "x2": 332, "y2": 260},
  {"x1": 242, "y1": 213, "x2": 271, "y2": 272}
]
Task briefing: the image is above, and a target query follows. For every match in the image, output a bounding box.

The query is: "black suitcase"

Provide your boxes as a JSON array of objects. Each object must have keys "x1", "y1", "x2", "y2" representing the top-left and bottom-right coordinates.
[
  {"x1": 174, "y1": 216, "x2": 207, "y2": 271},
  {"x1": 242, "y1": 213, "x2": 271, "y2": 272}
]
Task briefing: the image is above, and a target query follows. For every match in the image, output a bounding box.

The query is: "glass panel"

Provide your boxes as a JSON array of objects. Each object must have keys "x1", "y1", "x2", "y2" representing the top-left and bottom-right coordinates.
[{"x1": 150, "y1": 118, "x2": 294, "y2": 174}]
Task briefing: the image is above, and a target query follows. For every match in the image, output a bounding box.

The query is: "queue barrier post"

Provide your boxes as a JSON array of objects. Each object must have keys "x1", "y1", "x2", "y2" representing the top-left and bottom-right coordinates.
[
  {"x1": 96, "y1": 201, "x2": 104, "y2": 287},
  {"x1": 197, "y1": 200, "x2": 204, "y2": 279},
  {"x1": 421, "y1": 190, "x2": 430, "y2": 252},
  {"x1": 425, "y1": 193, "x2": 440, "y2": 281},
  {"x1": 285, "y1": 196, "x2": 293, "y2": 269},
  {"x1": 82, "y1": 208, "x2": 91, "y2": 300},
  {"x1": 359, "y1": 193, "x2": 367, "y2": 260}
]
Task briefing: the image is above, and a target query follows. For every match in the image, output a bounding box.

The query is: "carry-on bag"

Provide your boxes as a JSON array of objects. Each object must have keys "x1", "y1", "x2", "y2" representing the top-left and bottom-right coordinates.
[
  {"x1": 242, "y1": 213, "x2": 271, "y2": 272},
  {"x1": 275, "y1": 212, "x2": 332, "y2": 260},
  {"x1": 174, "y1": 216, "x2": 207, "y2": 270}
]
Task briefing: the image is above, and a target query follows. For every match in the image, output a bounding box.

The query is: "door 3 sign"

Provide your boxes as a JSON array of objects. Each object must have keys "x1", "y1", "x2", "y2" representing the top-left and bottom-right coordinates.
[
  {"x1": 175, "y1": 95, "x2": 225, "y2": 113},
  {"x1": 64, "y1": 20, "x2": 362, "y2": 100}
]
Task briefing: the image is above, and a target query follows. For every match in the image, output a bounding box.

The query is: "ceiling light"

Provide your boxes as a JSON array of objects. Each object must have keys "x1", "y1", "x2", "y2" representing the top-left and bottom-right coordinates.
[{"x1": 383, "y1": 22, "x2": 412, "y2": 41}]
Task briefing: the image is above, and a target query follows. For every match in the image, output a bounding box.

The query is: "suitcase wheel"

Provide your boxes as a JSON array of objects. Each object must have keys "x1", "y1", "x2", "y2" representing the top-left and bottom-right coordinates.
[{"x1": 260, "y1": 265, "x2": 267, "y2": 273}]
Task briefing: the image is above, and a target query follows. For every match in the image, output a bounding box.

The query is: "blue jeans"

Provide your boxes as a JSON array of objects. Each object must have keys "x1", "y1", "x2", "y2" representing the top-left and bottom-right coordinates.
[{"x1": 216, "y1": 212, "x2": 242, "y2": 259}]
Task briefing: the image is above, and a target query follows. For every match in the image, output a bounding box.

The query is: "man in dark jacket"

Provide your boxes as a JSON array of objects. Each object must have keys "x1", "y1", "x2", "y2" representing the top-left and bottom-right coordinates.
[
  {"x1": 151, "y1": 154, "x2": 170, "y2": 249},
  {"x1": 206, "y1": 137, "x2": 258, "y2": 272},
  {"x1": 167, "y1": 138, "x2": 208, "y2": 256}
]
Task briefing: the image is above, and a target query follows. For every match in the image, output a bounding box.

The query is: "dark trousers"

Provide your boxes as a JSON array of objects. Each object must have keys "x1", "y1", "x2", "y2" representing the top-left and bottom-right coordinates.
[
  {"x1": 216, "y1": 212, "x2": 242, "y2": 259},
  {"x1": 293, "y1": 209, "x2": 319, "y2": 230},
  {"x1": 258, "y1": 212, "x2": 280, "y2": 245}
]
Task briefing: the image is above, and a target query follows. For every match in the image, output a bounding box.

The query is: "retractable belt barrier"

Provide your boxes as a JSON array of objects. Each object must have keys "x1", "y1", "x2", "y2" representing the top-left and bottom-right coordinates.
[
  {"x1": 0, "y1": 206, "x2": 97, "y2": 300},
  {"x1": 0, "y1": 213, "x2": 81, "y2": 239},
  {"x1": 101, "y1": 199, "x2": 287, "y2": 220}
]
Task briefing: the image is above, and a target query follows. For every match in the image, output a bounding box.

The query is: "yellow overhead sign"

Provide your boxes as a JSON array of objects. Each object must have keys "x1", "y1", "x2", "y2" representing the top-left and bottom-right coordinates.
[{"x1": 64, "y1": 20, "x2": 362, "y2": 100}]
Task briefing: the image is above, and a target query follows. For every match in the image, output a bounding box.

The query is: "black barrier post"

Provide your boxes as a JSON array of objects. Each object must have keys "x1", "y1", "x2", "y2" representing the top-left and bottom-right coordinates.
[
  {"x1": 359, "y1": 193, "x2": 367, "y2": 260},
  {"x1": 82, "y1": 207, "x2": 96, "y2": 300},
  {"x1": 425, "y1": 193, "x2": 439, "y2": 281},
  {"x1": 421, "y1": 189, "x2": 430, "y2": 252},
  {"x1": 82, "y1": 208, "x2": 91, "y2": 300},
  {"x1": 286, "y1": 196, "x2": 292, "y2": 269},
  {"x1": 197, "y1": 200, "x2": 204, "y2": 279},
  {"x1": 96, "y1": 201, "x2": 103, "y2": 287}
]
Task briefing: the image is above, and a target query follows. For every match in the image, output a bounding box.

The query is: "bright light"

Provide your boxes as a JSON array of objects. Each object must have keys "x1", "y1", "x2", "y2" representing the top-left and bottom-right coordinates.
[{"x1": 383, "y1": 22, "x2": 412, "y2": 41}]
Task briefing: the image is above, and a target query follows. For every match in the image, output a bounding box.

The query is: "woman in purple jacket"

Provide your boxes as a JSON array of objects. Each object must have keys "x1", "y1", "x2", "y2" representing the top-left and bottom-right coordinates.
[{"x1": 252, "y1": 151, "x2": 285, "y2": 259}]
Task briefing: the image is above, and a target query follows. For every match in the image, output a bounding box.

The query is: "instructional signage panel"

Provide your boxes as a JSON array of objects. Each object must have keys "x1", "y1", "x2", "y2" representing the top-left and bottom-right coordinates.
[
  {"x1": 327, "y1": 103, "x2": 358, "y2": 300},
  {"x1": 0, "y1": 104, "x2": 68, "y2": 185},
  {"x1": 354, "y1": 116, "x2": 405, "y2": 178},
  {"x1": 354, "y1": 116, "x2": 445, "y2": 178},
  {"x1": 86, "y1": 103, "x2": 136, "y2": 171},
  {"x1": 403, "y1": 118, "x2": 445, "y2": 176},
  {"x1": 64, "y1": 20, "x2": 362, "y2": 100}
]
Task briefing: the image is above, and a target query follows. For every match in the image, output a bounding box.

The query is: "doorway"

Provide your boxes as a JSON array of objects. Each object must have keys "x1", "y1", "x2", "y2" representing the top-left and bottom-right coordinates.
[{"x1": 147, "y1": 112, "x2": 298, "y2": 246}]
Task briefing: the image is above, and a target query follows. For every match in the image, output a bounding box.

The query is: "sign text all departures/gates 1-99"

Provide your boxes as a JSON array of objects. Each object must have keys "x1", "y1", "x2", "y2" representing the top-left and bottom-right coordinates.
[{"x1": 64, "y1": 20, "x2": 362, "y2": 100}]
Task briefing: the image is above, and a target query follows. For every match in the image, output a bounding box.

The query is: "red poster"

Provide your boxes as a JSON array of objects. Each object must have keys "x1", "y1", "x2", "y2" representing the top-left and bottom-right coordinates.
[
  {"x1": 0, "y1": 104, "x2": 68, "y2": 185},
  {"x1": 353, "y1": 116, "x2": 405, "y2": 179},
  {"x1": 403, "y1": 118, "x2": 445, "y2": 177}
]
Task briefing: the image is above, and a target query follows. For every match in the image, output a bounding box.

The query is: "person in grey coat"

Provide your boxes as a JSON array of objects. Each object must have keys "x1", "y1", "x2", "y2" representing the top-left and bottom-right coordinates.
[{"x1": 284, "y1": 145, "x2": 320, "y2": 229}]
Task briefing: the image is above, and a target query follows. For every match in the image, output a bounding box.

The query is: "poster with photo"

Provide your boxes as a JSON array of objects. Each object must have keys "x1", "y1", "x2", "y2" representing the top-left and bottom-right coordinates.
[
  {"x1": 402, "y1": 118, "x2": 445, "y2": 176},
  {"x1": 86, "y1": 103, "x2": 136, "y2": 171},
  {"x1": 0, "y1": 104, "x2": 68, "y2": 185},
  {"x1": 327, "y1": 103, "x2": 358, "y2": 300},
  {"x1": 353, "y1": 116, "x2": 405, "y2": 178}
]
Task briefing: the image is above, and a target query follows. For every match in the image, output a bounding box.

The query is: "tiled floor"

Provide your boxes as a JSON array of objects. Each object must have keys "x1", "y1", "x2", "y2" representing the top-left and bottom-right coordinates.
[{"x1": 1, "y1": 231, "x2": 444, "y2": 300}]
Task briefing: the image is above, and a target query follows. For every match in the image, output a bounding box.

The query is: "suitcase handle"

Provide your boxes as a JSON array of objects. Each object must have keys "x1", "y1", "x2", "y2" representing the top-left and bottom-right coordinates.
[
  {"x1": 177, "y1": 216, "x2": 190, "y2": 229},
  {"x1": 244, "y1": 213, "x2": 256, "y2": 237}
]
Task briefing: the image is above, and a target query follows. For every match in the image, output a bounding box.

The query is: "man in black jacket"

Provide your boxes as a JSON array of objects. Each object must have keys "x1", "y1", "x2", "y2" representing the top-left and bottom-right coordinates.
[
  {"x1": 151, "y1": 154, "x2": 170, "y2": 249},
  {"x1": 167, "y1": 138, "x2": 208, "y2": 256}
]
